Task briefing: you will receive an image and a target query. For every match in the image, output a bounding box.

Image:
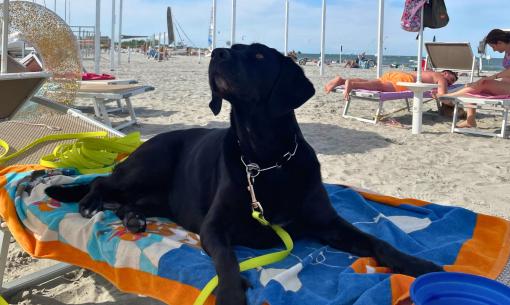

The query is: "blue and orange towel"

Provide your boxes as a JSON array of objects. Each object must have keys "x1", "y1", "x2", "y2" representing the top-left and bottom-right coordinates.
[{"x1": 1, "y1": 165, "x2": 509, "y2": 305}]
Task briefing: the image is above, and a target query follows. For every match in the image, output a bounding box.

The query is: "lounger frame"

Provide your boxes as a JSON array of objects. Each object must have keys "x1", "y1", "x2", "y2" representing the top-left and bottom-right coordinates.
[
  {"x1": 450, "y1": 96, "x2": 510, "y2": 138},
  {"x1": 76, "y1": 84, "x2": 155, "y2": 130}
]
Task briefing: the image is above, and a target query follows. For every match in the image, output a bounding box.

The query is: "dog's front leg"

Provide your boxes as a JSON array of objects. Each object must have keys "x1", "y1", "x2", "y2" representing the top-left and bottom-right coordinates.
[
  {"x1": 200, "y1": 214, "x2": 247, "y2": 305},
  {"x1": 303, "y1": 185, "x2": 443, "y2": 277}
]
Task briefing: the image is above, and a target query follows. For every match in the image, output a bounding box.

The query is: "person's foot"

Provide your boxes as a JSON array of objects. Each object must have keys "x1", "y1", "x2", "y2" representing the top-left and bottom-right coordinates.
[
  {"x1": 456, "y1": 120, "x2": 477, "y2": 128},
  {"x1": 324, "y1": 76, "x2": 345, "y2": 93}
]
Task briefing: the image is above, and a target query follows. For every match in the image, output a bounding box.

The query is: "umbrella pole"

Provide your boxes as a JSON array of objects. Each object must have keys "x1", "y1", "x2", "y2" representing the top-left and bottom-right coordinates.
[
  {"x1": 284, "y1": 0, "x2": 289, "y2": 56},
  {"x1": 117, "y1": 0, "x2": 123, "y2": 66},
  {"x1": 376, "y1": 0, "x2": 384, "y2": 78},
  {"x1": 319, "y1": 0, "x2": 326, "y2": 76},
  {"x1": 416, "y1": 5, "x2": 424, "y2": 82},
  {"x1": 110, "y1": 0, "x2": 115, "y2": 71},
  {"x1": 230, "y1": 0, "x2": 236, "y2": 46},
  {"x1": 1, "y1": 0, "x2": 9, "y2": 74},
  {"x1": 94, "y1": 0, "x2": 100, "y2": 74}
]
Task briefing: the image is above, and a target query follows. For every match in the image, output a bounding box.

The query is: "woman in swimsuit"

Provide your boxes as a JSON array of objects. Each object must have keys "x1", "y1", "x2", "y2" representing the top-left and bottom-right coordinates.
[{"x1": 449, "y1": 29, "x2": 510, "y2": 128}]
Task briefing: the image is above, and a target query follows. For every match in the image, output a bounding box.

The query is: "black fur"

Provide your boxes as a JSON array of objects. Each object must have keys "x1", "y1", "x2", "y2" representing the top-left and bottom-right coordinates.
[{"x1": 46, "y1": 43, "x2": 442, "y2": 305}]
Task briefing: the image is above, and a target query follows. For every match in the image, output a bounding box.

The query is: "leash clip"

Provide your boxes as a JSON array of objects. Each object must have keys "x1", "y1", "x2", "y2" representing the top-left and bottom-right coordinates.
[{"x1": 245, "y1": 162, "x2": 260, "y2": 177}]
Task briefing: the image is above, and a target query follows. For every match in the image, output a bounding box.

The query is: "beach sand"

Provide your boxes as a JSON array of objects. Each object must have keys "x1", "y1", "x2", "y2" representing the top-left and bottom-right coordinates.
[{"x1": 5, "y1": 52, "x2": 510, "y2": 304}]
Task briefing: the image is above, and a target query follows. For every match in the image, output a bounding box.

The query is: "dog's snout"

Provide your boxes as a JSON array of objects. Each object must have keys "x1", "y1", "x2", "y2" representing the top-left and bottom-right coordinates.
[{"x1": 211, "y1": 48, "x2": 231, "y2": 61}]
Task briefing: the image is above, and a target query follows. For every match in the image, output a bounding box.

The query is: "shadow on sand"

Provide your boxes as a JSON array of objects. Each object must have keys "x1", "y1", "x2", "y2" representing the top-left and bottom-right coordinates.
[{"x1": 127, "y1": 121, "x2": 391, "y2": 156}]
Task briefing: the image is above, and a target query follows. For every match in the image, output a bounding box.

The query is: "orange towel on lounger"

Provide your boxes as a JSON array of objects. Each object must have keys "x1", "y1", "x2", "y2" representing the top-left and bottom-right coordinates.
[{"x1": 379, "y1": 71, "x2": 415, "y2": 91}]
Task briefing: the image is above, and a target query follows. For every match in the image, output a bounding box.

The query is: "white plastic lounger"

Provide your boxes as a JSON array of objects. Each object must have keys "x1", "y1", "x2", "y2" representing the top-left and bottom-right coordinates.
[
  {"x1": 447, "y1": 95, "x2": 510, "y2": 138},
  {"x1": 76, "y1": 83, "x2": 155, "y2": 130}
]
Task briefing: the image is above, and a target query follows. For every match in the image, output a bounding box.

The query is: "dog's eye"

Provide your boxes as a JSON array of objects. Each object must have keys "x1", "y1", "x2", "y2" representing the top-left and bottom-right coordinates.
[{"x1": 255, "y1": 53, "x2": 264, "y2": 60}]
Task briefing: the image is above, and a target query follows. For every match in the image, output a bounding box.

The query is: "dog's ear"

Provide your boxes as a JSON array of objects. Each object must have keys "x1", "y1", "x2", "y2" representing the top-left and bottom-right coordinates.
[
  {"x1": 268, "y1": 56, "x2": 315, "y2": 117},
  {"x1": 209, "y1": 94, "x2": 223, "y2": 115}
]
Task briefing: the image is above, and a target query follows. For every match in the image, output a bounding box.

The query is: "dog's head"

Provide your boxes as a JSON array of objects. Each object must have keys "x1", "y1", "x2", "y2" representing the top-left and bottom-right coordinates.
[{"x1": 208, "y1": 43, "x2": 315, "y2": 117}]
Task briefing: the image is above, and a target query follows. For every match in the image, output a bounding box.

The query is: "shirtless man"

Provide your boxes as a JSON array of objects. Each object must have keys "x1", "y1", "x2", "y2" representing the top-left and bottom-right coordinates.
[{"x1": 324, "y1": 70, "x2": 458, "y2": 101}]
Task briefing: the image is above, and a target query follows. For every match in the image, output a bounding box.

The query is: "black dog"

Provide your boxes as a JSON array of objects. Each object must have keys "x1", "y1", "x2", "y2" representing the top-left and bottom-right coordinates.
[{"x1": 46, "y1": 43, "x2": 442, "y2": 305}]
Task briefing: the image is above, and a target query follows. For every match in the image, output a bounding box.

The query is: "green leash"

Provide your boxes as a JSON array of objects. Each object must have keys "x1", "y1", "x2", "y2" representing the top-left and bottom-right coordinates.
[
  {"x1": 193, "y1": 169, "x2": 294, "y2": 305},
  {"x1": 0, "y1": 131, "x2": 142, "y2": 173}
]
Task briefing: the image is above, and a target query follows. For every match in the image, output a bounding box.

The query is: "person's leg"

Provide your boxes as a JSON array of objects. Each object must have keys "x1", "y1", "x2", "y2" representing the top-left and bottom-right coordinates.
[
  {"x1": 448, "y1": 79, "x2": 510, "y2": 128},
  {"x1": 324, "y1": 76, "x2": 369, "y2": 93},
  {"x1": 343, "y1": 79, "x2": 392, "y2": 100}
]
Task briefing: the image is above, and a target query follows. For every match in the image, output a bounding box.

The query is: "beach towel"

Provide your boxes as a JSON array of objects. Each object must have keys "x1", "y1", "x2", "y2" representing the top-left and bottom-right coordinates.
[
  {"x1": 82, "y1": 73, "x2": 116, "y2": 81},
  {"x1": 1, "y1": 165, "x2": 509, "y2": 305},
  {"x1": 465, "y1": 93, "x2": 510, "y2": 99}
]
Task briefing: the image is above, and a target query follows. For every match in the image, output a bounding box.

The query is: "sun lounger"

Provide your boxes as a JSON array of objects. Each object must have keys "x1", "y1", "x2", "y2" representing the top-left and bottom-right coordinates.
[
  {"x1": 335, "y1": 84, "x2": 463, "y2": 124},
  {"x1": 443, "y1": 94, "x2": 510, "y2": 138},
  {"x1": 0, "y1": 71, "x2": 123, "y2": 296},
  {"x1": 76, "y1": 83, "x2": 155, "y2": 130}
]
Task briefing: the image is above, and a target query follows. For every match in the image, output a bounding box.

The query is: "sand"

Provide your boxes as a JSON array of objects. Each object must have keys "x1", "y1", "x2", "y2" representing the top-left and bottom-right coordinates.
[{"x1": 5, "y1": 52, "x2": 510, "y2": 304}]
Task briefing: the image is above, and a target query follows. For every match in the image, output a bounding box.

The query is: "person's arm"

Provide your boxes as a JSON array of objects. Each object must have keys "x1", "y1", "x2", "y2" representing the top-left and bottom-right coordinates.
[{"x1": 435, "y1": 77, "x2": 448, "y2": 96}]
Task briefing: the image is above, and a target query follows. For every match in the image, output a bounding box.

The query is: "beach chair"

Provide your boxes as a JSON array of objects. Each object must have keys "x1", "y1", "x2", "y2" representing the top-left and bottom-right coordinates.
[
  {"x1": 0, "y1": 79, "x2": 124, "y2": 297},
  {"x1": 76, "y1": 82, "x2": 155, "y2": 130},
  {"x1": 424, "y1": 42, "x2": 477, "y2": 83},
  {"x1": 335, "y1": 86, "x2": 462, "y2": 125}
]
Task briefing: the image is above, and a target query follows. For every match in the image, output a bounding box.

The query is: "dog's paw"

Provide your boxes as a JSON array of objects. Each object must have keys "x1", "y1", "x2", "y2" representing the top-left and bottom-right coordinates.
[
  {"x1": 78, "y1": 198, "x2": 103, "y2": 218},
  {"x1": 123, "y1": 211, "x2": 147, "y2": 233}
]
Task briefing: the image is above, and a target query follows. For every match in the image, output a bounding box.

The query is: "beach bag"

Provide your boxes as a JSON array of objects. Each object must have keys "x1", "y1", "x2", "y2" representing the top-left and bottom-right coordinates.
[
  {"x1": 401, "y1": 0, "x2": 427, "y2": 32},
  {"x1": 423, "y1": 0, "x2": 449, "y2": 29}
]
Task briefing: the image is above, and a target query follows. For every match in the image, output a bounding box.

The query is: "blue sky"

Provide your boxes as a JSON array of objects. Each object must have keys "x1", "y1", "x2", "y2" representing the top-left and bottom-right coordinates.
[{"x1": 47, "y1": 0, "x2": 509, "y2": 57}]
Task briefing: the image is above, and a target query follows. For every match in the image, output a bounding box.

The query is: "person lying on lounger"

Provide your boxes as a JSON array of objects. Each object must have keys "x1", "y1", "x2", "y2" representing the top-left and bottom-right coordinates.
[
  {"x1": 444, "y1": 29, "x2": 510, "y2": 128},
  {"x1": 324, "y1": 70, "x2": 458, "y2": 102}
]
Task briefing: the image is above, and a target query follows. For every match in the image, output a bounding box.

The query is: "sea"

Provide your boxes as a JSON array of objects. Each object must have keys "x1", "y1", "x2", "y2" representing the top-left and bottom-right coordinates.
[{"x1": 298, "y1": 53, "x2": 503, "y2": 71}]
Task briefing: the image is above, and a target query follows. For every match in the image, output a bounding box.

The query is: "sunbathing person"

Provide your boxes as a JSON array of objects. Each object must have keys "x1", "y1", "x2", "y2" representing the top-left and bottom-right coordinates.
[
  {"x1": 324, "y1": 70, "x2": 458, "y2": 101},
  {"x1": 446, "y1": 29, "x2": 510, "y2": 128},
  {"x1": 443, "y1": 68, "x2": 510, "y2": 128}
]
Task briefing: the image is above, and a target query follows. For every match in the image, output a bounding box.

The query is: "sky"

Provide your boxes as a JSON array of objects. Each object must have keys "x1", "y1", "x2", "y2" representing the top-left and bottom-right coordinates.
[{"x1": 37, "y1": 0, "x2": 510, "y2": 57}]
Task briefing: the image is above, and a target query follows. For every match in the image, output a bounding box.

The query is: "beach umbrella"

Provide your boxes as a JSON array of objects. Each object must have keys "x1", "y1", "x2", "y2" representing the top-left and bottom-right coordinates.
[
  {"x1": 376, "y1": 0, "x2": 384, "y2": 78},
  {"x1": 231, "y1": 0, "x2": 236, "y2": 46},
  {"x1": 1, "y1": 0, "x2": 8, "y2": 74},
  {"x1": 94, "y1": 0, "x2": 100, "y2": 73},
  {"x1": 284, "y1": 0, "x2": 289, "y2": 56},
  {"x1": 319, "y1": 0, "x2": 326, "y2": 76}
]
